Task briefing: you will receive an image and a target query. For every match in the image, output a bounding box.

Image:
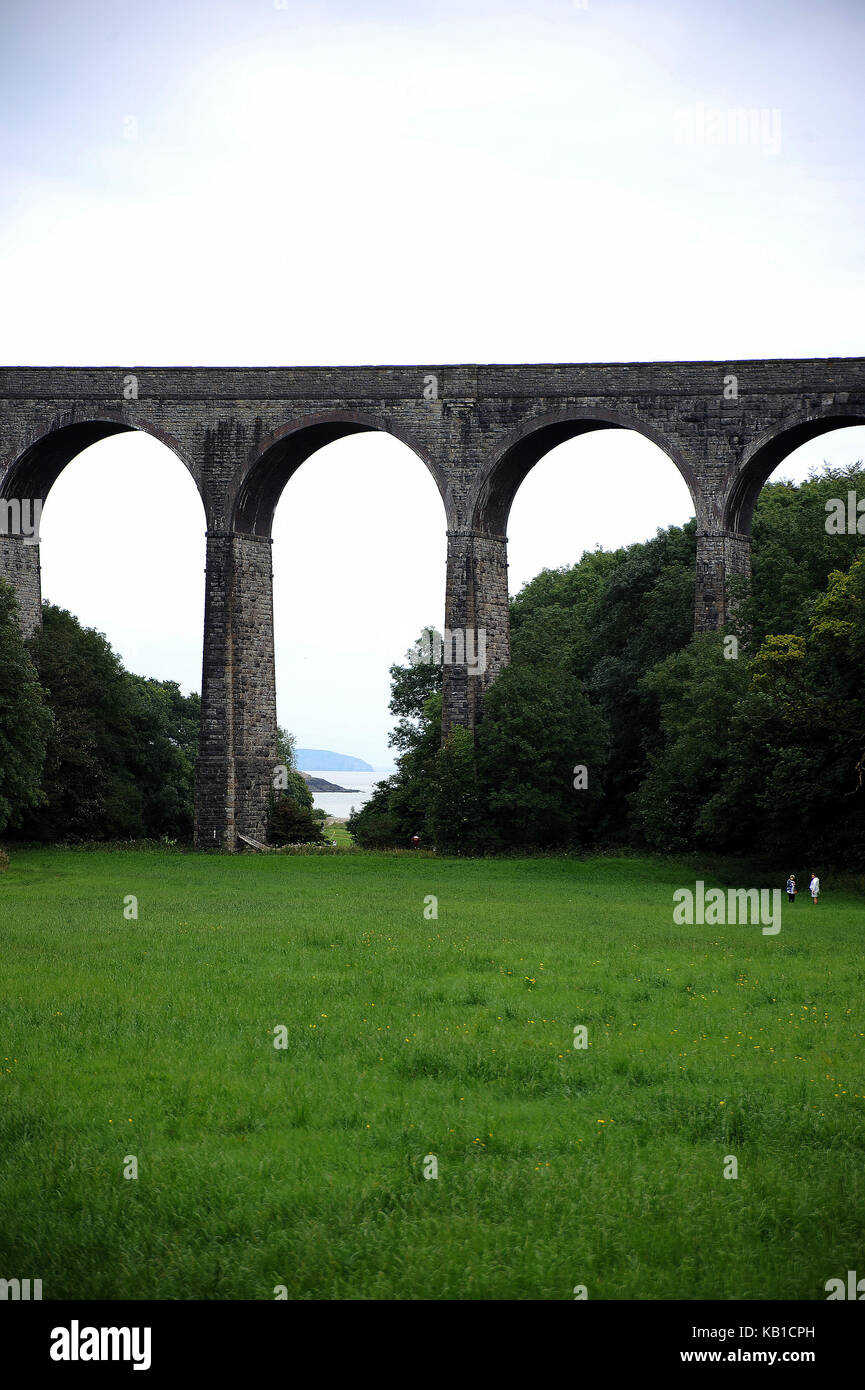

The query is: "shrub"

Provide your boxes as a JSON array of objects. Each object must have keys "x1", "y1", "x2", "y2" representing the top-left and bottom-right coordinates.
[{"x1": 267, "y1": 793, "x2": 327, "y2": 846}]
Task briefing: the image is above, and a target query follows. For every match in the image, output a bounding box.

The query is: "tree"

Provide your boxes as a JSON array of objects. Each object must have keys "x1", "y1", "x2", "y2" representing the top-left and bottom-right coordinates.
[
  {"x1": 20, "y1": 604, "x2": 140, "y2": 840},
  {"x1": 265, "y1": 723, "x2": 325, "y2": 844},
  {"x1": 732, "y1": 462, "x2": 865, "y2": 642},
  {"x1": 0, "y1": 580, "x2": 52, "y2": 834},
  {"x1": 348, "y1": 632, "x2": 443, "y2": 848},
  {"x1": 267, "y1": 791, "x2": 327, "y2": 846},
  {"x1": 427, "y1": 727, "x2": 483, "y2": 854},
  {"x1": 277, "y1": 726, "x2": 297, "y2": 771},
  {"x1": 347, "y1": 466, "x2": 865, "y2": 866},
  {"x1": 346, "y1": 782, "x2": 401, "y2": 848},
  {"x1": 16, "y1": 604, "x2": 197, "y2": 842},
  {"x1": 631, "y1": 634, "x2": 748, "y2": 853},
  {"x1": 388, "y1": 627, "x2": 443, "y2": 756},
  {"x1": 476, "y1": 662, "x2": 608, "y2": 850}
]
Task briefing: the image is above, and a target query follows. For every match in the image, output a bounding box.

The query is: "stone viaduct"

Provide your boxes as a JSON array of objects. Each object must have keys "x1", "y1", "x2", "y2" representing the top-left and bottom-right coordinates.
[{"x1": 1, "y1": 359, "x2": 863, "y2": 848}]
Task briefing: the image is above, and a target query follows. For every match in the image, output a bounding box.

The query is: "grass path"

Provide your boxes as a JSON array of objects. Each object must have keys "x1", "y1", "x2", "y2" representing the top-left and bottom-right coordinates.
[{"x1": 1, "y1": 849, "x2": 862, "y2": 1299}]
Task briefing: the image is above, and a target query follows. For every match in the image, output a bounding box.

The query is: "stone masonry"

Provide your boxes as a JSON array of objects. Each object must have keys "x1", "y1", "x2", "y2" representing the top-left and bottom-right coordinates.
[{"x1": 1, "y1": 360, "x2": 863, "y2": 848}]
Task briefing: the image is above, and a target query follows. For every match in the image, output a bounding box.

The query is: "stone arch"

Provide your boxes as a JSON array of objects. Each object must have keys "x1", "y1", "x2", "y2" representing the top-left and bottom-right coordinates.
[
  {"x1": 0, "y1": 415, "x2": 207, "y2": 641},
  {"x1": 202, "y1": 410, "x2": 450, "y2": 847},
  {"x1": 467, "y1": 407, "x2": 698, "y2": 536},
  {"x1": 0, "y1": 415, "x2": 204, "y2": 515},
  {"x1": 725, "y1": 406, "x2": 865, "y2": 534},
  {"x1": 233, "y1": 411, "x2": 449, "y2": 536}
]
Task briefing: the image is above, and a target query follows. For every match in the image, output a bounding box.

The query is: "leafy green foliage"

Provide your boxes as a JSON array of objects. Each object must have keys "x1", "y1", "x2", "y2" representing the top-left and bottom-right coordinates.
[
  {"x1": 349, "y1": 638, "x2": 442, "y2": 849},
  {"x1": 267, "y1": 731, "x2": 324, "y2": 844},
  {"x1": 631, "y1": 634, "x2": 749, "y2": 854},
  {"x1": 15, "y1": 604, "x2": 198, "y2": 842},
  {"x1": 476, "y1": 662, "x2": 608, "y2": 850},
  {"x1": 387, "y1": 627, "x2": 443, "y2": 756},
  {"x1": 427, "y1": 727, "x2": 483, "y2": 853},
  {"x1": 353, "y1": 463, "x2": 864, "y2": 865},
  {"x1": 633, "y1": 501, "x2": 865, "y2": 865},
  {"x1": 277, "y1": 726, "x2": 297, "y2": 772},
  {"x1": 0, "y1": 580, "x2": 52, "y2": 834},
  {"x1": 267, "y1": 790, "x2": 327, "y2": 846},
  {"x1": 733, "y1": 463, "x2": 865, "y2": 643},
  {"x1": 346, "y1": 788, "x2": 401, "y2": 849}
]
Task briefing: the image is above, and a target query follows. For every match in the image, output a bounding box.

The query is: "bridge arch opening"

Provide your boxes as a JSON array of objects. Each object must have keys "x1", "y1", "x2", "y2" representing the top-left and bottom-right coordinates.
[
  {"x1": 257, "y1": 427, "x2": 448, "y2": 782},
  {"x1": 14, "y1": 426, "x2": 206, "y2": 694},
  {"x1": 478, "y1": 417, "x2": 696, "y2": 597},
  {"x1": 726, "y1": 415, "x2": 865, "y2": 534},
  {"x1": 1, "y1": 418, "x2": 200, "y2": 511},
  {"x1": 724, "y1": 419, "x2": 865, "y2": 632},
  {"x1": 234, "y1": 415, "x2": 447, "y2": 538},
  {"x1": 470, "y1": 412, "x2": 696, "y2": 546}
]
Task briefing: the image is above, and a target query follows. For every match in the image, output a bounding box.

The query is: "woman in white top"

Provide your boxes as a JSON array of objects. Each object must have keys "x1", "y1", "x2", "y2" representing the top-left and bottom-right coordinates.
[{"x1": 809, "y1": 872, "x2": 820, "y2": 904}]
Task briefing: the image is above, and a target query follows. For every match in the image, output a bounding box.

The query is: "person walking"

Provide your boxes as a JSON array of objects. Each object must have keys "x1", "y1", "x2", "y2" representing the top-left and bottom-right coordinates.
[
  {"x1": 809, "y1": 871, "x2": 820, "y2": 904},
  {"x1": 786, "y1": 874, "x2": 797, "y2": 904}
]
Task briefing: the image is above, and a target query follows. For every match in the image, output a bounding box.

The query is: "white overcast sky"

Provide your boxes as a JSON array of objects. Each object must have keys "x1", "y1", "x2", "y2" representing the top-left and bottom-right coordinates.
[{"x1": 2, "y1": 0, "x2": 864, "y2": 766}]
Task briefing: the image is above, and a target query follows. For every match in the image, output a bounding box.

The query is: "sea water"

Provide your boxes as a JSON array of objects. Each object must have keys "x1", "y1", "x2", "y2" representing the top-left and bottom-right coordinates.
[{"x1": 308, "y1": 769, "x2": 394, "y2": 821}]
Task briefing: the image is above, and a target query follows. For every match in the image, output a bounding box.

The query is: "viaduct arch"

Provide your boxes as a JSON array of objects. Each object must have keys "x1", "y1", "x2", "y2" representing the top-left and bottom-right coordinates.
[{"x1": 1, "y1": 359, "x2": 862, "y2": 848}]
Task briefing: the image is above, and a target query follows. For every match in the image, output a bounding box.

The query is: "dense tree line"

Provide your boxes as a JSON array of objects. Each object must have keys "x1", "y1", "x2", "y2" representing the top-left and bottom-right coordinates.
[
  {"x1": 0, "y1": 595, "x2": 328, "y2": 846},
  {"x1": 0, "y1": 601, "x2": 200, "y2": 842},
  {"x1": 349, "y1": 463, "x2": 865, "y2": 867},
  {"x1": 0, "y1": 584, "x2": 52, "y2": 835}
]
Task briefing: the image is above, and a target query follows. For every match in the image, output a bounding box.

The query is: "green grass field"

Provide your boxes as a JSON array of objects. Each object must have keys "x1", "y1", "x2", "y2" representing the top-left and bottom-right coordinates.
[
  {"x1": 323, "y1": 821, "x2": 353, "y2": 847},
  {"x1": 1, "y1": 848, "x2": 862, "y2": 1300}
]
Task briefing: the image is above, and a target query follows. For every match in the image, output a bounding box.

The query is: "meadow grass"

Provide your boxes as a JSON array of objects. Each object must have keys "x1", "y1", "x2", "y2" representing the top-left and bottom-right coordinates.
[
  {"x1": 0, "y1": 848, "x2": 862, "y2": 1300},
  {"x1": 323, "y1": 821, "x2": 353, "y2": 847}
]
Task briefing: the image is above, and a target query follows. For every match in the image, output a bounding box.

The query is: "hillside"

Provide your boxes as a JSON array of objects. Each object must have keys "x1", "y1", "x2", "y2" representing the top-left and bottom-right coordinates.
[{"x1": 294, "y1": 749, "x2": 373, "y2": 772}]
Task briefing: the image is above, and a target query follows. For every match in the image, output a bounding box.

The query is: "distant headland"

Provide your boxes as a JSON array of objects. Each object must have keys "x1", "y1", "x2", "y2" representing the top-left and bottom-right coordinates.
[
  {"x1": 301, "y1": 773, "x2": 360, "y2": 794},
  {"x1": 295, "y1": 749, "x2": 374, "y2": 772}
]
